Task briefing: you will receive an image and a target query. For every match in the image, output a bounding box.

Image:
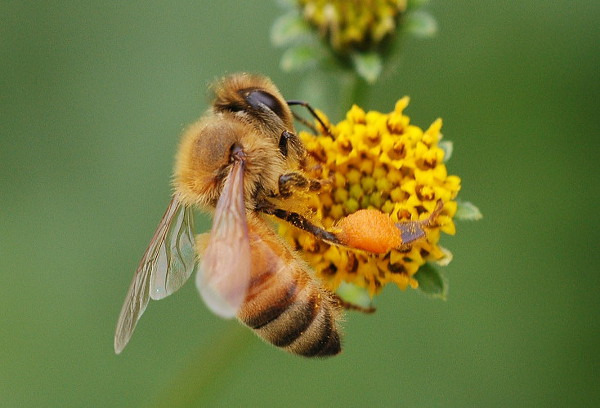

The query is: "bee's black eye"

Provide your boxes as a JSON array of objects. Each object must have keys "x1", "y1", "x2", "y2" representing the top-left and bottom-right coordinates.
[{"x1": 245, "y1": 90, "x2": 284, "y2": 119}]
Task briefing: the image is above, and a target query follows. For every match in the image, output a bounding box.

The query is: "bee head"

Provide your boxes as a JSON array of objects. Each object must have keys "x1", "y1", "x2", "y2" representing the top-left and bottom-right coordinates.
[{"x1": 212, "y1": 73, "x2": 295, "y2": 135}]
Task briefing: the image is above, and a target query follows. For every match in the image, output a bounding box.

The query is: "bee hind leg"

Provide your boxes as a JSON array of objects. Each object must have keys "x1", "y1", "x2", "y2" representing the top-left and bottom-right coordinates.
[
  {"x1": 257, "y1": 204, "x2": 342, "y2": 246},
  {"x1": 332, "y1": 294, "x2": 376, "y2": 314}
]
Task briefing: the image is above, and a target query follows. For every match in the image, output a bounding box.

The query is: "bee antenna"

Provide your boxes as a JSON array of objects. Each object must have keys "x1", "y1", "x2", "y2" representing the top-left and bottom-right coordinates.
[
  {"x1": 286, "y1": 100, "x2": 332, "y2": 137},
  {"x1": 291, "y1": 111, "x2": 318, "y2": 135}
]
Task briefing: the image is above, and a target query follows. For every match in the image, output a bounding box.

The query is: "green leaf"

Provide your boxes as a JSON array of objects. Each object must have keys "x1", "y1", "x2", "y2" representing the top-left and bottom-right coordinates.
[
  {"x1": 270, "y1": 13, "x2": 311, "y2": 47},
  {"x1": 414, "y1": 263, "x2": 447, "y2": 300},
  {"x1": 336, "y1": 282, "x2": 373, "y2": 309},
  {"x1": 351, "y1": 52, "x2": 383, "y2": 84},
  {"x1": 404, "y1": 11, "x2": 438, "y2": 38},
  {"x1": 280, "y1": 45, "x2": 320, "y2": 72},
  {"x1": 439, "y1": 140, "x2": 453, "y2": 162},
  {"x1": 455, "y1": 201, "x2": 483, "y2": 221}
]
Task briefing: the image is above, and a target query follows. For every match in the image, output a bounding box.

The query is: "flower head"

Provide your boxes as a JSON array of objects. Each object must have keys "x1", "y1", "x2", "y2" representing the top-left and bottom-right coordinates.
[
  {"x1": 298, "y1": 0, "x2": 407, "y2": 54},
  {"x1": 272, "y1": 0, "x2": 437, "y2": 82},
  {"x1": 279, "y1": 99, "x2": 461, "y2": 296}
]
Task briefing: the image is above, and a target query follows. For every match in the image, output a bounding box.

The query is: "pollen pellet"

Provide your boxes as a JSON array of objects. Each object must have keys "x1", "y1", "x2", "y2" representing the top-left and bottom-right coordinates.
[{"x1": 337, "y1": 209, "x2": 402, "y2": 254}]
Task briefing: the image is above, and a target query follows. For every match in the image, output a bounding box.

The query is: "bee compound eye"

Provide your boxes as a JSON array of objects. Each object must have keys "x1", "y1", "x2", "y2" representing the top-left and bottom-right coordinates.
[{"x1": 245, "y1": 90, "x2": 284, "y2": 119}]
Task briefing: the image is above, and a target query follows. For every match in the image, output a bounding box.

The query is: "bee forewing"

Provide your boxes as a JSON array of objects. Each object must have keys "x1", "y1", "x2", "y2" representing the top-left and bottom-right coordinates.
[
  {"x1": 114, "y1": 257, "x2": 152, "y2": 354},
  {"x1": 114, "y1": 197, "x2": 196, "y2": 354},
  {"x1": 196, "y1": 159, "x2": 251, "y2": 319},
  {"x1": 149, "y1": 204, "x2": 196, "y2": 300}
]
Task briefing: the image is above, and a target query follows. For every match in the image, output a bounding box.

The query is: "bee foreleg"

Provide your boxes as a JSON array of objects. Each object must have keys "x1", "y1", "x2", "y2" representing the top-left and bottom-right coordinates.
[
  {"x1": 278, "y1": 131, "x2": 291, "y2": 157},
  {"x1": 277, "y1": 172, "x2": 328, "y2": 198}
]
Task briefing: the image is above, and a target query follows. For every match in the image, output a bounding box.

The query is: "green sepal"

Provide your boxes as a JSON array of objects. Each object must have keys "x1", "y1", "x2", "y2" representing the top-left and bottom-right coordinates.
[
  {"x1": 280, "y1": 45, "x2": 321, "y2": 72},
  {"x1": 351, "y1": 52, "x2": 383, "y2": 84},
  {"x1": 455, "y1": 201, "x2": 483, "y2": 221},
  {"x1": 336, "y1": 282, "x2": 374, "y2": 309},
  {"x1": 439, "y1": 140, "x2": 453, "y2": 162},
  {"x1": 271, "y1": 13, "x2": 311, "y2": 47},
  {"x1": 414, "y1": 263, "x2": 448, "y2": 300},
  {"x1": 404, "y1": 11, "x2": 437, "y2": 38}
]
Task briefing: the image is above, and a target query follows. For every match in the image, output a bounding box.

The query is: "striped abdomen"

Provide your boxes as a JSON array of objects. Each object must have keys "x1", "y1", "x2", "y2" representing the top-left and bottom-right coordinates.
[{"x1": 237, "y1": 219, "x2": 342, "y2": 357}]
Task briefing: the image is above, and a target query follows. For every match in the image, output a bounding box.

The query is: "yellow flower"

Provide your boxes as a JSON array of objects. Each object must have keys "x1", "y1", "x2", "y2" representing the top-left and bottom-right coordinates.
[
  {"x1": 297, "y1": 0, "x2": 407, "y2": 53},
  {"x1": 278, "y1": 98, "x2": 461, "y2": 296}
]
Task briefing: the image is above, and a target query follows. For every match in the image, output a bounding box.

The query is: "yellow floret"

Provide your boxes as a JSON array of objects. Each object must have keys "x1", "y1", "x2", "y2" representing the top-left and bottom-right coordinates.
[{"x1": 278, "y1": 98, "x2": 461, "y2": 296}]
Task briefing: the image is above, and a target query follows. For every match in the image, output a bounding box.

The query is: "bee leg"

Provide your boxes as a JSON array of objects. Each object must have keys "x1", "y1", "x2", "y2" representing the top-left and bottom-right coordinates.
[
  {"x1": 286, "y1": 100, "x2": 332, "y2": 137},
  {"x1": 257, "y1": 204, "x2": 343, "y2": 246},
  {"x1": 279, "y1": 130, "x2": 307, "y2": 161},
  {"x1": 277, "y1": 172, "x2": 329, "y2": 198},
  {"x1": 332, "y1": 294, "x2": 376, "y2": 314}
]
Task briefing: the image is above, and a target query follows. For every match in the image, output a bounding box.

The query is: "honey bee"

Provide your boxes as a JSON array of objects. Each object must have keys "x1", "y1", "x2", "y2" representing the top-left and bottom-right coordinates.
[
  {"x1": 114, "y1": 73, "x2": 445, "y2": 357},
  {"x1": 115, "y1": 73, "x2": 349, "y2": 357}
]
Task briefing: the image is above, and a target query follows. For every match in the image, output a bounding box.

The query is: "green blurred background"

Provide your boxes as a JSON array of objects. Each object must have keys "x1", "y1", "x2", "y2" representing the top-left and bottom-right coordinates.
[{"x1": 1, "y1": 1, "x2": 598, "y2": 407}]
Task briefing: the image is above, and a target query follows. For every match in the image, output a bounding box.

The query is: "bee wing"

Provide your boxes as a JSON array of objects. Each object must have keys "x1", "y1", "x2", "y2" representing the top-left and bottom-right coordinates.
[
  {"x1": 196, "y1": 159, "x2": 251, "y2": 319},
  {"x1": 149, "y1": 200, "x2": 196, "y2": 300},
  {"x1": 114, "y1": 197, "x2": 196, "y2": 354}
]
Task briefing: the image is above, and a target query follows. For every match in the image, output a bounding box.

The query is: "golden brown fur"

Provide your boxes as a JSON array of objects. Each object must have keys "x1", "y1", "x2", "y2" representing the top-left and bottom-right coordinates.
[{"x1": 175, "y1": 116, "x2": 285, "y2": 210}]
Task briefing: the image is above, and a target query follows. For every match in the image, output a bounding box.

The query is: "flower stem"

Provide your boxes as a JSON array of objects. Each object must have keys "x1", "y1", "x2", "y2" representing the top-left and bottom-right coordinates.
[
  {"x1": 345, "y1": 73, "x2": 370, "y2": 108},
  {"x1": 152, "y1": 324, "x2": 254, "y2": 407}
]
